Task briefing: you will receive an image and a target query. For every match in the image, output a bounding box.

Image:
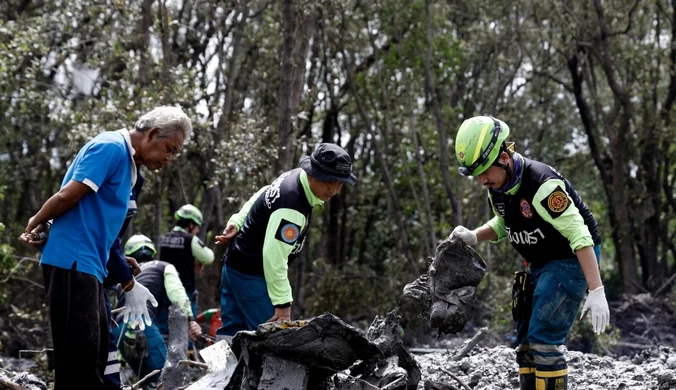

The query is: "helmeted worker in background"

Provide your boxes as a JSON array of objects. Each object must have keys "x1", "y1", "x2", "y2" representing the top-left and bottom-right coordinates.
[
  {"x1": 450, "y1": 116, "x2": 610, "y2": 390},
  {"x1": 112, "y1": 234, "x2": 202, "y2": 387},
  {"x1": 214, "y1": 143, "x2": 358, "y2": 343},
  {"x1": 158, "y1": 204, "x2": 214, "y2": 322}
]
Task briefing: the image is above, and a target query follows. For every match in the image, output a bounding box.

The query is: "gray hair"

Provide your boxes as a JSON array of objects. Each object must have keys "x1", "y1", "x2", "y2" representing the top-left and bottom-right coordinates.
[{"x1": 135, "y1": 105, "x2": 193, "y2": 143}]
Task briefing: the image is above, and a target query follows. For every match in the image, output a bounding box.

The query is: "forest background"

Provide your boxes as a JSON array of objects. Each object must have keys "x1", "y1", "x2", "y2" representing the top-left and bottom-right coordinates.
[{"x1": 1, "y1": 0, "x2": 676, "y2": 355}]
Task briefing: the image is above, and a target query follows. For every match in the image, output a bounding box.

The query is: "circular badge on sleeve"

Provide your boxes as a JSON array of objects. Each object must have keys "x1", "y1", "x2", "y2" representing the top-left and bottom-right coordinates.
[
  {"x1": 547, "y1": 191, "x2": 569, "y2": 212},
  {"x1": 280, "y1": 224, "x2": 300, "y2": 243},
  {"x1": 520, "y1": 198, "x2": 533, "y2": 218}
]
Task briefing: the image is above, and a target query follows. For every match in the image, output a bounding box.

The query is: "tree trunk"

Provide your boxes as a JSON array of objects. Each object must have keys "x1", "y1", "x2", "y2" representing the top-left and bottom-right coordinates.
[
  {"x1": 567, "y1": 48, "x2": 640, "y2": 293},
  {"x1": 276, "y1": 2, "x2": 316, "y2": 172},
  {"x1": 423, "y1": 0, "x2": 461, "y2": 226},
  {"x1": 400, "y1": 144, "x2": 433, "y2": 256},
  {"x1": 404, "y1": 71, "x2": 437, "y2": 254},
  {"x1": 276, "y1": 0, "x2": 297, "y2": 173},
  {"x1": 137, "y1": 0, "x2": 154, "y2": 92},
  {"x1": 341, "y1": 49, "x2": 418, "y2": 272},
  {"x1": 159, "y1": 0, "x2": 172, "y2": 74},
  {"x1": 201, "y1": 5, "x2": 249, "y2": 236}
]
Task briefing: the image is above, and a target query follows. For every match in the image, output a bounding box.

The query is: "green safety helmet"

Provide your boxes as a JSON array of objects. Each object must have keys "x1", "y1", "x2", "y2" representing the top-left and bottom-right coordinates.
[
  {"x1": 175, "y1": 204, "x2": 203, "y2": 226},
  {"x1": 455, "y1": 116, "x2": 510, "y2": 176},
  {"x1": 124, "y1": 234, "x2": 157, "y2": 258}
]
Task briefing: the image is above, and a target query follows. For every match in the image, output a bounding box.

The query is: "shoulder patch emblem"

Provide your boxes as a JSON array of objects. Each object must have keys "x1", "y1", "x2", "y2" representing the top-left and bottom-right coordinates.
[
  {"x1": 275, "y1": 219, "x2": 301, "y2": 244},
  {"x1": 540, "y1": 185, "x2": 570, "y2": 218},
  {"x1": 520, "y1": 198, "x2": 533, "y2": 218}
]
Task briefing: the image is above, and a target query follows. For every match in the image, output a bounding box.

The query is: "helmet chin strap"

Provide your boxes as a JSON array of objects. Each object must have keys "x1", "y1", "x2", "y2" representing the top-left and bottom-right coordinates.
[
  {"x1": 493, "y1": 156, "x2": 515, "y2": 192},
  {"x1": 493, "y1": 157, "x2": 512, "y2": 181}
]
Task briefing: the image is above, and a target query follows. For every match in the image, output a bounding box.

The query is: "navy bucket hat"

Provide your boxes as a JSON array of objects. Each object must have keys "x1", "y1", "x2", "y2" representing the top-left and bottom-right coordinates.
[{"x1": 299, "y1": 143, "x2": 357, "y2": 185}]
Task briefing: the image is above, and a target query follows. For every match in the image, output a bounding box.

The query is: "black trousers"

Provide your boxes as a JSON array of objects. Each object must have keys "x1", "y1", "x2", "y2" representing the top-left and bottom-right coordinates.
[{"x1": 43, "y1": 264, "x2": 108, "y2": 390}]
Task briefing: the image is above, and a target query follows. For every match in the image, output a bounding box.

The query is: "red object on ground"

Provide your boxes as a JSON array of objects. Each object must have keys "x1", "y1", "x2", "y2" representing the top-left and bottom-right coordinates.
[{"x1": 196, "y1": 308, "x2": 222, "y2": 344}]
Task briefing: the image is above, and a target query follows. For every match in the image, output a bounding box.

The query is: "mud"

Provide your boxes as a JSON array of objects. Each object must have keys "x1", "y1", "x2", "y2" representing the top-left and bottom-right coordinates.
[
  {"x1": 2, "y1": 293, "x2": 676, "y2": 389},
  {"x1": 415, "y1": 343, "x2": 676, "y2": 390}
]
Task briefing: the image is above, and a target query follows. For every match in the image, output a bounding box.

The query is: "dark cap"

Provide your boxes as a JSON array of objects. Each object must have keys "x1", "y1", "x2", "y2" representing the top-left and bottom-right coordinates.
[{"x1": 299, "y1": 143, "x2": 357, "y2": 185}]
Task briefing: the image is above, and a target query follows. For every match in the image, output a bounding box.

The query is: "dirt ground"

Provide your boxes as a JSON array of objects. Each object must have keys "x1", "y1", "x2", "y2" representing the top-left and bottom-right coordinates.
[
  {"x1": 415, "y1": 293, "x2": 676, "y2": 390},
  {"x1": 1, "y1": 293, "x2": 676, "y2": 389},
  {"x1": 416, "y1": 344, "x2": 676, "y2": 390}
]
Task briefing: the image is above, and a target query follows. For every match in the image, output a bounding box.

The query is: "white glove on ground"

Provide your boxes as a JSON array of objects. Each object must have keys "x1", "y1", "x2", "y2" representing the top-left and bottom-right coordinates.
[
  {"x1": 122, "y1": 279, "x2": 158, "y2": 331},
  {"x1": 451, "y1": 226, "x2": 478, "y2": 245},
  {"x1": 580, "y1": 286, "x2": 610, "y2": 335}
]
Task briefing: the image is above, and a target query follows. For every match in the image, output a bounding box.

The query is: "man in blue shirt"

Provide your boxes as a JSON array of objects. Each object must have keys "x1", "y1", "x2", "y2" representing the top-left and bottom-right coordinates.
[
  {"x1": 26, "y1": 170, "x2": 145, "y2": 390},
  {"x1": 20, "y1": 105, "x2": 193, "y2": 390}
]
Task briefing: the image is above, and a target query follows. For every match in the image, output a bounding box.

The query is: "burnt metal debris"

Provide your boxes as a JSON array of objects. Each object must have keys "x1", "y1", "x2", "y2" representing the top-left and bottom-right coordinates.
[
  {"x1": 401, "y1": 237, "x2": 487, "y2": 335},
  {"x1": 158, "y1": 305, "x2": 204, "y2": 389},
  {"x1": 225, "y1": 311, "x2": 420, "y2": 390}
]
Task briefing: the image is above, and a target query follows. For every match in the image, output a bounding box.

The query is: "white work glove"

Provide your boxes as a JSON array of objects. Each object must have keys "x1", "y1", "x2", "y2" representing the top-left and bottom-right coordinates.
[
  {"x1": 450, "y1": 225, "x2": 478, "y2": 245},
  {"x1": 580, "y1": 286, "x2": 610, "y2": 335},
  {"x1": 122, "y1": 279, "x2": 158, "y2": 331}
]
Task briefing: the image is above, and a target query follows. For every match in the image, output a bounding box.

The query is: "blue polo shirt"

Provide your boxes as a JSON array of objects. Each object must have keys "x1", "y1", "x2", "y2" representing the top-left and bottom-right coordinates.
[{"x1": 41, "y1": 131, "x2": 134, "y2": 283}]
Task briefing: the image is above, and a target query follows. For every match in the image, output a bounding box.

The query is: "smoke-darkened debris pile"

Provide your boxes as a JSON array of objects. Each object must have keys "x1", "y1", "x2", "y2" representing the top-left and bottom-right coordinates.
[
  {"x1": 3, "y1": 292, "x2": 676, "y2": 389},
  {"x1": 226, "y1": 311, "x2": 420, "y2": 390},
  {"x1": 402, "y1": 238, "x2": 487, "y2": 335}
]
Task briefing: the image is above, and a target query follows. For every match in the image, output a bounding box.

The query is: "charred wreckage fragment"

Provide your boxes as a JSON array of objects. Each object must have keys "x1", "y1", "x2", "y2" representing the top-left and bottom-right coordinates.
[
  {"x1": 401, "y1": 237, "x2": 487, "y2": 335},
  {"x1": 225, "y1": 311, "x2": 420, "y2": 390}
]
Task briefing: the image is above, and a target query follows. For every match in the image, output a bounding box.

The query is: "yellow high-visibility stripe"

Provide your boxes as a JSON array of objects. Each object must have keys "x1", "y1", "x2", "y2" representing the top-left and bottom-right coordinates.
[
  {"x1": 535, "y1": 368, "x2": 568, "y2": 377},
  {"x1": 519, "y1": 367, "x2": 535, "y2": 374},
  {"x1": 471, "y1": 122, "x2": 492, "y2": 163},
  {"x1": 536, "y1": 378, "x2": 545, "y2": 390}
]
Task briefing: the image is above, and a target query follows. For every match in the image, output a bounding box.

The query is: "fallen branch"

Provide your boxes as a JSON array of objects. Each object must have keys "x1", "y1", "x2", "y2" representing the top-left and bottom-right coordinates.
[
  {"x1": 177, "y1": 359, "x2": 209, "y2": 370},
  {"x1": 630, "y1": 279, "x2": 649, "y2": 294},
  {"x1": 451, "y1": 327, "x2": 488, "y2": 361},
  {"x1": 597, "y1": 342, "x2": 615, "y2": 358},
  {"x1": 439, "y1": 368, "x2": 471, "y2": 390},
  {"x1": 380, "y1": 376, "x2": 408, "y2": 390},
  {"x1": 654, "y1": 272, "x2": 676, "y2": 296},
  {"x1": 19, "y1": 348, "x2": 52, "y2": 360},
  {"x1": 0, "y1": 377, "x2": 23, "y2": 390},
  {"x1": 613, "y1": 341, "x2": 655, "y2": 350},
  {"x1": 132, "y1": 369, "x2": 161, "y2": 389}
]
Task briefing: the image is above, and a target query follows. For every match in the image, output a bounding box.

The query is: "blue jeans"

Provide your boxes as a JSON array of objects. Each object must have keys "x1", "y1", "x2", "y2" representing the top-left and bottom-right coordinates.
[
  {"x1": 216, "y1": 265, "x2": 275, "y2": 337},
  {"x1": 112, "y1": 321, "x2": 167, "y2": 384},
  {"x1": 517, "y1": 245, "x2": 601, "y2": 372}
]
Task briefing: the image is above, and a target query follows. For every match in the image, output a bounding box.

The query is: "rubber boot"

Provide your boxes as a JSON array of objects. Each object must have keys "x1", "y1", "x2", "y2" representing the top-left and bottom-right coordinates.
[
  {"x1": 519, "y1": 369, "x2": 535, "y2": 390},
  {"x1": 535, "y1": 370, "x2": 567, "y2": 390},
  {"x1": 516, "y1": 345, "x2": 536, "y2": 390}
]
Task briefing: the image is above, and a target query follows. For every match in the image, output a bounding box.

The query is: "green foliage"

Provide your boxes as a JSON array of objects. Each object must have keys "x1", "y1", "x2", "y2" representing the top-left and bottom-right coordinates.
[
  {"x1": 472, "y1": 272, "x2": 515, "y2": 337},
  {"x1": 304, "y1": 256, "x2": 411, "y2": 321},
  {"x1": 0, "y1": 0, "x2": 675, "y2": 354}
]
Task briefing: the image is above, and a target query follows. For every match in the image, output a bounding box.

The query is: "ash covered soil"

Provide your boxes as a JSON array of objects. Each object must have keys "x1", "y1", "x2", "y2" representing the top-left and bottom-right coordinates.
[
  {"x1": 413, "y1": 292, "x2": 676, "y2": 390},
  {"x1": 2, "y1": 294, "x2": 676, "y2": 389},
  {"x1": 415, "y1": 344, "x2": 676, "y2": 390}
]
